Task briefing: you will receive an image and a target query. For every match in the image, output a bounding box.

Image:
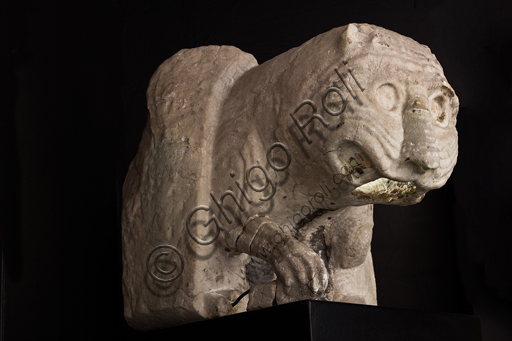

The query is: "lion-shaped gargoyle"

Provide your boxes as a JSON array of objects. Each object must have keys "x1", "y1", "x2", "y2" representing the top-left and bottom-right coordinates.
[{"x1": 122, "y1": 23, "x2": 459, "y2": 330}]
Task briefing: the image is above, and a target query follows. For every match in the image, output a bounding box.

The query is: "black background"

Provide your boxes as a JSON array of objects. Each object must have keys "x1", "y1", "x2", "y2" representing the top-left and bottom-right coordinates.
[{"x1": 1, "y1": 0, "x2": 511, "y2": 340}]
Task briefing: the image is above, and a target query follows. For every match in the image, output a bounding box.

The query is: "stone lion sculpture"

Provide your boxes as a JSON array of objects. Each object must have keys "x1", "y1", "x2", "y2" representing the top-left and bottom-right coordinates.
[{"x1": 122, "y1": 23, "x2": 459, "y2": 330}]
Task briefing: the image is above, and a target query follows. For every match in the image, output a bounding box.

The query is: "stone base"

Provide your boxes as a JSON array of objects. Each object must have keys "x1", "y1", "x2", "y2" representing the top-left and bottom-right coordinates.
[{"x1": 125, "y1": 300, "x2": 482, "y2": 340}]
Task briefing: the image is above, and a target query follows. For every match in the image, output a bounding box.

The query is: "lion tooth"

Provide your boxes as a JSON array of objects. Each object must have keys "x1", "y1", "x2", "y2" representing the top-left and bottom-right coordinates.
[{"x1": 351, "y1": 178, "x2": 416, "y2": 203}]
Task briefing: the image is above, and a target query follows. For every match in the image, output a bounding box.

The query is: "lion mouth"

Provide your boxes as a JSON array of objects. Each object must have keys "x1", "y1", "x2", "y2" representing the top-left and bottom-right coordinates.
[
  {"x1": 326, "y1": 145, "x2": 429, "y2": 206},
  {"x1": 351, "y1": 178, "x2": 420, "y2": 204}
]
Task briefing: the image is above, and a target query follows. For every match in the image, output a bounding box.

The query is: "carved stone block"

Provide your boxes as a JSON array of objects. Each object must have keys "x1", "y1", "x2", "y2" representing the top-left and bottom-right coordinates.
[{"x1": 122, "y1": 23, "x2": 459, "y2": 330}]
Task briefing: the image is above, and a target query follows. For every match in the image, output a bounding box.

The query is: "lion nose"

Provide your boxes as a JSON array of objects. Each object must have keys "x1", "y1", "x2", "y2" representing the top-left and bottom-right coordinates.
[{"x1": 401, "y1": 96, "x2": 440, "y2": 172}]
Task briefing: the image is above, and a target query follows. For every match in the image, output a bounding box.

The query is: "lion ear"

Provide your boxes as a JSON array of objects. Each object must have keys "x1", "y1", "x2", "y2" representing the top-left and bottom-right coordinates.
[
  {"x1": 339, "y1": 23, "x2": 375, "y2": 53},
  {"x1": 340, "y1": 24, "x2": 373, "y2": 51},
  {"x1": 339, "y1": 23, "x2": 359, "y2": 47},
  {"x1": 346, "y1": 23, "x2": 360, "y2": 40},
  {"x1": 336, "y1": 23, "x2": 360, "y2": 60}
]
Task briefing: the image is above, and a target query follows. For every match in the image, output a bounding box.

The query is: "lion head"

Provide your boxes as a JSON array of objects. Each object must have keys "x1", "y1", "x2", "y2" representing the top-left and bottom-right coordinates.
[{"x1": 272, "y1": 23, "x2": 459, "y2": 208}]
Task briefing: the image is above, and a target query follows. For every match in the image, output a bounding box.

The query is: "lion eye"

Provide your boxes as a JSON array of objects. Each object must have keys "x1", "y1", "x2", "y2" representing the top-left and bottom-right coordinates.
[
  {"x1": 376, "y1": 83, "x2": 398, "y2": 111},
  {"x1": 431, "y1": 96, "x2": 449, "y2": 127}
]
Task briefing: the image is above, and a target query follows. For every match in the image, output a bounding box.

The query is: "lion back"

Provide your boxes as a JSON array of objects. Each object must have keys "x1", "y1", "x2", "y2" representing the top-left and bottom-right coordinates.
[{"x1": 122, "y1": 46, "x2": 257, "y2": 330}]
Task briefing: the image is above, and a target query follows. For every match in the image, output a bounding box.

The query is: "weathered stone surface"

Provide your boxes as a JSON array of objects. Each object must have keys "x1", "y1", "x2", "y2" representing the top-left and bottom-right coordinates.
[
  {"x1": 122, "y1": 45, "x2": 256, "y2": 330},
  {"x1": 122, "y1": 23, "x2": 459, "y2": 330},
  {"x1": 247, "y1": 281, "x2": 277, "y2": 311}
]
